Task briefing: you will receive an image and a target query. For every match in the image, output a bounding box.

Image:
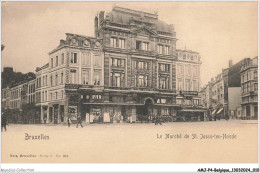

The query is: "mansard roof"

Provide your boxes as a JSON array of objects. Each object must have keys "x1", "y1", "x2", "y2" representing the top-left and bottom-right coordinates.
[{"x1": 105, "y1": 6, "x2": 174, "y2": 34}]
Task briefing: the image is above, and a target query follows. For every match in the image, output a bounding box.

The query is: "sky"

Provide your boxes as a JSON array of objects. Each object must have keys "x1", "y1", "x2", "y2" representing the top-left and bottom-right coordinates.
[{"x1": 1, "y1": 1, "x2": 258, "y2": 87}]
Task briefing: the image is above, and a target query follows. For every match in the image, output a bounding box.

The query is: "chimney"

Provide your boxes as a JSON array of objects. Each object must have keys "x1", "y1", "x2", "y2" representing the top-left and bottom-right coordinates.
[
  {"x1": 228, "y1": 59, "x2": 233, "y2": 68},
  {"x1": 94, "y1": 15, "x2": 98, "y2": 38},
  {"x1": 99, "y1": 11, "x2": 105, "y2": 27}
]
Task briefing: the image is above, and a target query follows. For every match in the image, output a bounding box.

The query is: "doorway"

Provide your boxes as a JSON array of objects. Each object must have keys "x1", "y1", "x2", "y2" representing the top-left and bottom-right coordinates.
[
  {"x1": 144, "y1": 98, "x2": 154, "y2": 116},
  {"x1": 246, "y1": 106, "x2": 250, "y2": 117}
]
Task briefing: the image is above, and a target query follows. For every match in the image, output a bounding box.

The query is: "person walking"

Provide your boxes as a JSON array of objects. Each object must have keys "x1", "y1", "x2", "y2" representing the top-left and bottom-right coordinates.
[
  {"x1": 76, "y1": 115, "x2": 83, "y2": 128},
  {"x1": 155, "y1": 113, "x2": 162, "y2": 125},
  {"x1": 1, "y1": 112, "x2": 7, "y2": 132},
  {"x1": 67, "y1": 116, "x2": 71, "y2": 127}
]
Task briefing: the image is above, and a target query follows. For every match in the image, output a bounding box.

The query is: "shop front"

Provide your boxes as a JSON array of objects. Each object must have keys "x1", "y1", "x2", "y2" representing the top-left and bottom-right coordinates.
[{"x1": 177, "y1": 108, "x2": 206, "y2": 122}]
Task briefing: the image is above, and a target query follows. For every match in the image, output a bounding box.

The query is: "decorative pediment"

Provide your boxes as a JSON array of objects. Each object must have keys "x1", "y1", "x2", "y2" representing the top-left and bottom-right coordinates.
[
  {"x1": 95, "y1": 41, "x2": 101, "y2": 48},
  {"x1": 132, "y1": 26, "x2": 158, "y2": 36},
  {"x1": 70, "y1": 37, "x2": 78, "y2": 46}
]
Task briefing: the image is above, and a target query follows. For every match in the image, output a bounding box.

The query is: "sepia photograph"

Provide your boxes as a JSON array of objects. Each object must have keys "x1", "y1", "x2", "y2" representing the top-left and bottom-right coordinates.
[{"x1": 1, "y1": 1, "x2": 259, "y2": 172}]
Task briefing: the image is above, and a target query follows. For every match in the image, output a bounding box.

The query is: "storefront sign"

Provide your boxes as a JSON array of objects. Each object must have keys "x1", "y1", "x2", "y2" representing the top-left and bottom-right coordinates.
[
  {"x1": 65, "y1": 84, "x2": 79, "y2": 89},
  {"x1": 180, "y1": 91, "x2": 198, "y2": 96}
]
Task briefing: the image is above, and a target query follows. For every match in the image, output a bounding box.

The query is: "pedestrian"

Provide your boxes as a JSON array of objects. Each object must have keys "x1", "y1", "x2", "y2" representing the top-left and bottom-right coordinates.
[
  {"x1": 155, "y1": 113, "x2": 162, "y2": 125},
  {"x1": 1, "y1": 112, "x2": 8, "y2": 132},
  {"x1": 67, "y1": 116, "x2": 71, "y2": 127},
  {"x1": 76, "y1": 115, "x2": 83, "y2": 128}
]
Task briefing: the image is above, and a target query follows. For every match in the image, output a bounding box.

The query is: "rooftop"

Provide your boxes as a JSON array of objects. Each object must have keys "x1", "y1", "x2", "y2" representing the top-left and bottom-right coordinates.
[{"x1": 105, "y1": 6, "x2": 174, "y2": 34}]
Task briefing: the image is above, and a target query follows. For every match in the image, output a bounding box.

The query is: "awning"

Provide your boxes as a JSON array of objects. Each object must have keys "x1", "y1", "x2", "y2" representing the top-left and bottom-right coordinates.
[
  {"x1": 216, "y1": 108, "x2": 224, "y2": 114},
  {"x1": 83, "y1": 102, "x2": 143, "y2": 106},
  {"x1": 211, "y1": 109, "x2": 217, "y2": 115},
  {"x1": 179, "y1": 109, "x2": 205, "y2": 112}
]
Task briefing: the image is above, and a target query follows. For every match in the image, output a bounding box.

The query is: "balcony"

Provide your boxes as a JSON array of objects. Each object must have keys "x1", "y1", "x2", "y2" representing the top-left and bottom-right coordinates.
[{"x1": 131, "y1": 49, "x2": 157, "y2": 56}]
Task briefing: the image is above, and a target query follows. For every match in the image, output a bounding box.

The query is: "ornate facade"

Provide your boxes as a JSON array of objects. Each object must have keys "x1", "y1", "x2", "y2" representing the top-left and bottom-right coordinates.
[{"x1": 2, "y1": 6, "x2": 204, "y2": 124}]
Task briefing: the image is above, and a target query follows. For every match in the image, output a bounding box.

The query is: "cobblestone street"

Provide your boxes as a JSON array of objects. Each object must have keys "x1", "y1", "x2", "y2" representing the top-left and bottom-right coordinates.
[{"x1": 1, "y1": 120, "x2": 258, "y2": 163}]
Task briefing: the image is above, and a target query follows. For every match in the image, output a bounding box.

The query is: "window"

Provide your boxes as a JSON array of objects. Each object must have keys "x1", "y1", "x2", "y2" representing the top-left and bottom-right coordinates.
[
  {"x1": 136, "y1": 75, "x2": 148, "y2": 87},
  {"x1": 55, "y1": 92, "x2": 58, "y2": 99},
  {"x1": 136, "y1": 41, "x2": 142, "y2": 50},
  {"x1": 118, "y1": 38, "x2": 125, "y2": 49},
  {"x1": 42, "y1": 91, "x2": 44, "y2": 102},
  {"x1": 50, "y1": 75, "x2": 53, "y2": 86},
  {"x1": 165, "y1": 46, "x2": 169, "y2": 55},
  {"x1": 193, "y1": 66, "x2": 198, "y2": 75},
  {"x1": 183, "y1": 53, "x2": 186, "y2": 60},
  {"x1": 45, "y1": 91, "x2": 47, "y2": 102},
  {"x1": 55, "y1": 74, "x2": 58, "y2": 86},
  {"x1": 159, "y1": 76, "x2": 169, "y2": 89},
  {"x1": 93, "y1": 70, "x2": 101, "y2": 85},
  {"x1": 112, "y1": 58, "x2": 125, "y2": 67},
  {"x1": 43, "y1": 76, "x2": 45, "y2": 86},
  {"x1": 143, "y1": 42, "x2": 149, "y2": 51},
  {"x1": 177, "y1": 65, "x2": 183, "y2": 75},
  {"x1": 254, "y1": 83, "x2": 258, "y2": 91},
  {"x1": 61, "y1": 53, "x2": 64, "y2": 64},
  {"x1": 185, "y1": 79, "x2": 191, "y2": 91},
  {"x1": 94, "y1": 55, "x2": 102, "y2": 67},
  {"x1": 51, "y1": 58, "x2": 53, "y2": 68},
  {"x1": 254, "y1": 70, "x2": 257, "y2": 79},
  {"x1": 139, "y1": 61, "x2": 144, "y2": 69},
  {"x1": 56, "y1": 56, "x2": 58, "y2": 66},
  {"x1": 70, "y1": 69, "x2": 77, "y2": 84},
  {"x1": 61, "y1": 91, "x2": 64, "y2": 99},
  {"x1": 110, "y1": 37, "x2": 117, "y2": 47},
  {"x1": 159, "y1": 63, "x2": 170, "y2": 72},
  {"x1": 111, "y1": 72, "x2": 124, "y2": 87},
  {"x1": 82, "y1": 70, "x2": 89, "y2": 85},
  {"x1": 193, "y1": 80, "x2": 198, "y2": 91},
  {"x1": 82, "y1": 53, "x2": 90, "y2": 66},
  {"x1": 178, "y1": 78, "x2": 183, "y2": 90},
  {"x1": 50, "y1": 93, "x2": 52, "y2": 101},
  {"x1": 45, "y1": 75, "x2": 47, "y2": 86},
  {"x1": 71, "y1": 53, "x2": 77, "y2": 63},
  {"x1": 248, "y1": 71, "x2": 251, "y2": 80},
  {"x1": 61, "y1": 72, "x2": 64, "y2": 84},
  {"x1": 158, "y1": 44, "x2": 163, "y2": 54}
]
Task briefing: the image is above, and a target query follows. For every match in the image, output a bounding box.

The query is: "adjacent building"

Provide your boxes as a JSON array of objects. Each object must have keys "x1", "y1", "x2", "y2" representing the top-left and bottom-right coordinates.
[
  {"x1": 200, "y1": 59, "x2": 248, "y2": 119},
  {"x1": 240, "y1": 57, "x2": 258, "y2": 119},
  {"x1": 176, "y1": 49, "x2": 204, "y2": 121}
]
